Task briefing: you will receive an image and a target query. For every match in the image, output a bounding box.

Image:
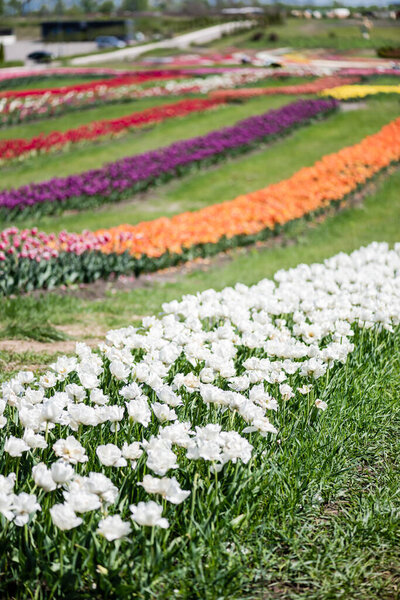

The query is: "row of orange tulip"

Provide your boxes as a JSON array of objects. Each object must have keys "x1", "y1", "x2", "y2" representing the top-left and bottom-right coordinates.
[{"x1": 93, "y1": 116, "x2": 400, "y2": 259}]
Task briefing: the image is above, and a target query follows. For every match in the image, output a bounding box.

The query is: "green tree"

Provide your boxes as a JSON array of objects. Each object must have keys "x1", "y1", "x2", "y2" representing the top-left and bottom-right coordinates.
[
  {"x1": 79, "y1": 0, "x2": 98, "y2": 13},
  {"x1": 54, "y1": 0, "x2": 65, "y2": 15},
  {"x1": 99, "y1": 0, "x2": 114, "y2": 14},
  {"x1": 7, "y1": 0, "x2": 31, "y2": 15},
  {"x1": 121, "y1": 0, "x2": 147, "y2": 12}
]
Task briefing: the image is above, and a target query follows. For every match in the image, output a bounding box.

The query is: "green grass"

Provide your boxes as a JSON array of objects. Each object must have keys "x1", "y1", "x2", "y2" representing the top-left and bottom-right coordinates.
[
  {"x1": 368, "y1": 76, "x2": 400, "y2": 85},
  {"x1": 209, "y1": 17, "x2": 400, "y2": 51},
  {"x1": 0, "y1": 95, "x2": 296, "y2": 189},
  {"x1": 10, "y1": 96, "x2": 400, "y2": 234},
  {"x1": 0, "y1": 75, "x2": 99, "y2": 92},
  {"x1": 0, "y1": 94, "x2": 191, "y2": 141},
  {"x1": 0, "y1": 77, "x2": 311, "y2": 140},
  {"x1": 0, "y1": 350, "x2": 64, "y2": 382},
  {"x1": 0, "y1": 294, "x2": 75, "y2": 342}
]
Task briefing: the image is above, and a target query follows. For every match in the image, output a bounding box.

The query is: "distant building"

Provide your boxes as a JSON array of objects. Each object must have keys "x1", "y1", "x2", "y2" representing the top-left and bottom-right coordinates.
[
  {"x1": 326, "y1": 8, "x2": 351, "y2": 19},
  {"x1": 0, "y1": 28, "x2": 16, "y2": 46},
  {"x1": 41, "y1": 20, "x2": 130, "y2": 43}
]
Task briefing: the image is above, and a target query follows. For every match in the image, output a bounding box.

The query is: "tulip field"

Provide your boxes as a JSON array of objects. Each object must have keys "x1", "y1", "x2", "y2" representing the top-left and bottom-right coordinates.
[{"x1": 1, "y1": 47, "x2": 400, "y2": 600}]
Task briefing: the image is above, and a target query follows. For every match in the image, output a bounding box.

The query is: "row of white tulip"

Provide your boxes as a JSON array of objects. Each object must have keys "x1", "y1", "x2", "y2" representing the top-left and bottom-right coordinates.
[{"x1": 0, "y1": 242, "x2": 399, "y2": 541}]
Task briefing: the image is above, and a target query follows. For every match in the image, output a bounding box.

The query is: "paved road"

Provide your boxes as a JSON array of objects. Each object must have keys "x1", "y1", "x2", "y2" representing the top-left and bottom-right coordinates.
[
  {"x1": 5, "y1": 40, "x2": 97, "y2": 63},
  {"x1": 71, "y1": 21, "x2": 253, "y2": 65}
]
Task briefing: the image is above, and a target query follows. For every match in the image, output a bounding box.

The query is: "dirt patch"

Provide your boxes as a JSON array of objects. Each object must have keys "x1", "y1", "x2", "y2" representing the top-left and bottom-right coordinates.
[
  {"x1": 0, "y1": 337, "x2": 103, "y2": 355},
  {"x1": 56, "y1": 322, "x2": 107, "y2": 340}
]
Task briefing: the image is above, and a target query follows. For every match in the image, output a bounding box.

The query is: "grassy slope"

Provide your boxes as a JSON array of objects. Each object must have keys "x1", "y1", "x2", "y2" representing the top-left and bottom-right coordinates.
[
  {"x1": 9, "y1": 96, "x2": 400, "y2": 234},
  {"x1": 208, "y1": 17, "x2": 400, "y2": 50}
]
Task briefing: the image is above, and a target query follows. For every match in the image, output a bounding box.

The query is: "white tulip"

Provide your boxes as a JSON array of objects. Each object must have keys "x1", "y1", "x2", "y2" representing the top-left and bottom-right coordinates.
[
  {"x1": 96, "y1": 444, "x2": 127, "y2": 467},
  {"x1": 51, "y1": 460, "x2": 75, "y2": 484},
  {"x1": 53, "y1": 436, "x2": 88, "y2": 464},
  {"x1": 97, "y1": 515, "x2": 131, "y2": 541},
  {"x1": 50, "y1": 504, "x2": 83, "y2": 530},
  {"x1": 32, "y1": 463, "x2": 56, "y2": 492},
  {"x1": 130, "y1": 501, "x2": 169, "y2": 528},
  {"x1": 12, "y1": 493, "x2": 41, "y2": 527},
  {"x1": 4, "y1": 436, "x2": 30, "y2": 457}
]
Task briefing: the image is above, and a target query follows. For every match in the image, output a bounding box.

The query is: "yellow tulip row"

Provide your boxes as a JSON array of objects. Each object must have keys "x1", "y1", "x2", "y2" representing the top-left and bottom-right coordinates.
[{"x1": 320, "y1": 84, "x2": 400, "y2": 100}]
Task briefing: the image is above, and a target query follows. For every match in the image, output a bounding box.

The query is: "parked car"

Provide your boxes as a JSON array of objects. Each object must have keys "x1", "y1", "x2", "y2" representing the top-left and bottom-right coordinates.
[
  {"x1": 26, "y1": 51, "x2": 54, "y2": 64},
  {"x1": 96, "y1": 36, "x2": 126, "y2": 49}
]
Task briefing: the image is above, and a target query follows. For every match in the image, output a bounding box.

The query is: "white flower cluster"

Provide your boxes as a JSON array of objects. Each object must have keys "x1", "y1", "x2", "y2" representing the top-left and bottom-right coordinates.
[
  {"x1": 161, "y1": 68, "x2": 273, "y2": 94},
  {"x1": 0, "y1": 473, "x2": 40, "y2": 526},
  {"x1": 0, "y1": 242, "x2": 399, "y2": 539}
]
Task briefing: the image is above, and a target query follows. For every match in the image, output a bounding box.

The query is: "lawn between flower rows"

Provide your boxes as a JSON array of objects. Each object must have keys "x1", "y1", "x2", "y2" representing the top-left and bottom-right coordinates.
[
  {"x1": 0, "y1": 98, "x2": 337, "y2": 220},
  {"x1": 1, "y1": 166, "x2": 399, "y2": 351},
  {"x1": 0, "y1": 97, "x2": 226, "y2": 164},
  {"x1": 0, "y1": 110, "x2": 399, "y2": 296},
  {"x1": 3, "y1": 92, "x2": 397, "y2": 194},
  {"x1": 8, "y1": 72, "x2": 397, "y2": 163},
  {"x1": 0, "y1": 243, "x2": 400, "y2": 600},
  {"x1": 0, "y1": 75, "x2": 354, "y2": 163},
  {"x1": 0, "y1": 69, "x2": 282, "y2": 129}
]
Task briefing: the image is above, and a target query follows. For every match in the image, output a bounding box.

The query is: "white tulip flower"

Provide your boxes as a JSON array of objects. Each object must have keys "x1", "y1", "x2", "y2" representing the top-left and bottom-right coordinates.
[
  {"x1": 96, "y1": 444, "x2": 127, "y2": 467},
  {"x1": 97, "y1": 515, "x2": 132, "y2": 541},
  {"x1": 50, "y1": 504, "x2": 83, "y2": 531},
  {"x1": 130, "y1": 501, "x2": 169, "y2": 528},
  {"x1": 4, "y1": 436, "x2": 30, "y2": 457}
]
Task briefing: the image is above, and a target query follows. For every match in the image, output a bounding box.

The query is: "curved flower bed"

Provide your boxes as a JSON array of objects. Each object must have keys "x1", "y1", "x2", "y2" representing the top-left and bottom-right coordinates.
[
  {"x1": 0, "y1": 70, "x2": 191, "y2": 99},
  {"x1": 338, "y1": 67, "x2": 400, "y2": 77},
  {"x1": 0, "y1": 67, "x2": 138, "y2": 87},
  {"x1": 0, "y1": 98, "x2": 337, "y2": 220},
  {"x1": 0, "y1": 69, "x2": 280, "y2": 129},
  {"x1": 0, "y1": 116, "x2": 399, "y2": 295},
  {"x1": 0, "y1": 97, "x2": 226, "y2": 164},
  {"x1": 210, "y1": 75, "x2": 360, "y2": 101},
  {"x1": 320, "y1": 84, "x2": 400, "y2": 101},
  {"x1": 0, "y1": 242, "x2": 399, "y2": 597},
  {"x1": 0, "y1": 65, "x2": 264, "y2": 86}
]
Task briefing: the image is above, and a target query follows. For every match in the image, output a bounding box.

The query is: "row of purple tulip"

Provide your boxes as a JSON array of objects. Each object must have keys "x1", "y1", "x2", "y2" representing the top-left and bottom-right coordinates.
[{"x1": 0, "y1": 98, "x2": 337, "y2": 221}]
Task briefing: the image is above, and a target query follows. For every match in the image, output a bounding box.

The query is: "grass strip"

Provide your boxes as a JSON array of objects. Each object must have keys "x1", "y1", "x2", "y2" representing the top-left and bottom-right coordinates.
[
  {"x1": 0, "y1": 98, "x2": 337, "y2": 221},
  {"x1": 0, "y1": 97, "x2": 225, "y2": 164}
]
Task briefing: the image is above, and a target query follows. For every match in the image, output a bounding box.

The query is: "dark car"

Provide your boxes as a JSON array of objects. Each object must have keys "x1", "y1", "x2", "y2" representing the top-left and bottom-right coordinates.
[{"x1": 27, "y1": 51, "x2": 54, "y2": 64}]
